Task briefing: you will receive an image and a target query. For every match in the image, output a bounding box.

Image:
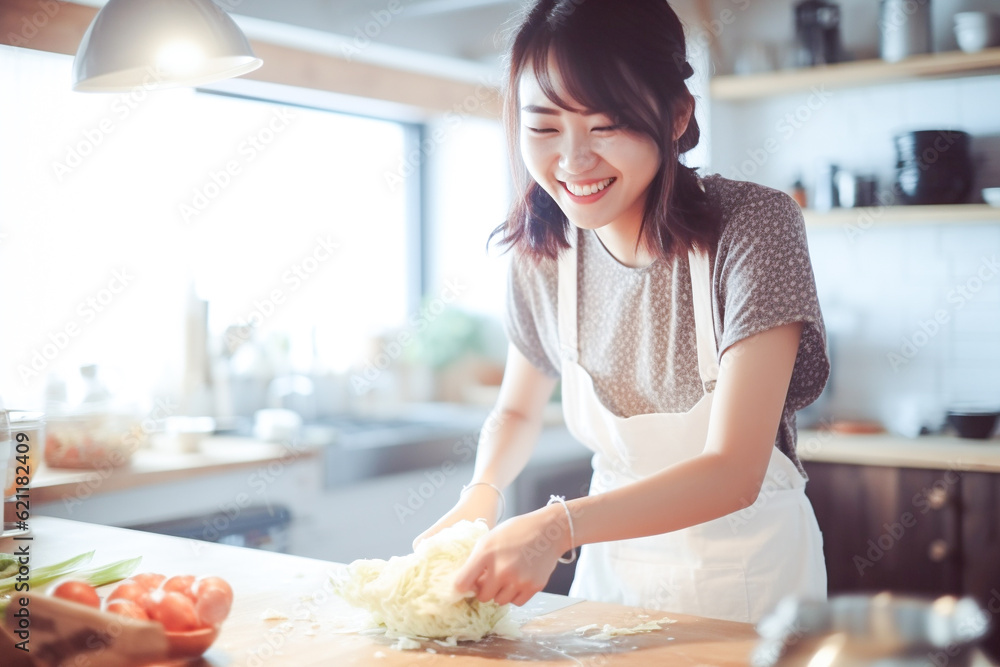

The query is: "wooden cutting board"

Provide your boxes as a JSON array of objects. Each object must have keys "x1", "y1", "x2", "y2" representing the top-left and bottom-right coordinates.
[
  {"x1": 1, "y1": 518, "x2": 759, "y2": 666},
  {"x1": 188, "y1": 589, "x2": 759, "y2": 666},
  {"x1": 174, "y1": 593, "x2": 759, "y2": 666}
]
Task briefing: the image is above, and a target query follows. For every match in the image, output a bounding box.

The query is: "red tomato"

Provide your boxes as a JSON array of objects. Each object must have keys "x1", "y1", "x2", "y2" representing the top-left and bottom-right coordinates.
[
  {"x1": 194, "y1": 578, "x2": 234, "y2": 626},
  {"x1": 194, "y1": 576, "x2": 231, "y2": 595},
  {"x1": 52, "y1": 580, "x2": 100, "y2": 608},
  {"x1": 107, "y1": 582, "x2": 152, "y2": 612},
  {"x1": 131, "y1": 573, "x2": 166, "y2": 591},
  {"x1": 106, "y1": 599, "x2": 150, "y2": 620},
  {"x1": 162, "y1": 575, "x2": 196, "y2": 601},
  {"x1": 149, "y1": 591, "x2": 201, "y2": 632}
]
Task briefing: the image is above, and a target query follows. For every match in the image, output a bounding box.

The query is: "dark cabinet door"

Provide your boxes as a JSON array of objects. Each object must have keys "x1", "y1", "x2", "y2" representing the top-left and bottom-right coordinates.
[
  {"x1": 803, "y1": 462, "x2": 962, "y2": 596},
  {"x1": 961, "y1": 471, "x2": 1000, "y2": 662}
]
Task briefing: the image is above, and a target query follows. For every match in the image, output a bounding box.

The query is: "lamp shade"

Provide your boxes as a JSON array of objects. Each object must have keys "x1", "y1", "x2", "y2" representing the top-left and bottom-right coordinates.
[{"x1": 72, "y1": 0, "x2": 263, "y2": 92}]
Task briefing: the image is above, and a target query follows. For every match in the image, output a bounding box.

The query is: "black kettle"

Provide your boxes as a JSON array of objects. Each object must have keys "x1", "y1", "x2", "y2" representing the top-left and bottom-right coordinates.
[{"x1": 795, "y1": 0, "x2": 842, "y2": 66}]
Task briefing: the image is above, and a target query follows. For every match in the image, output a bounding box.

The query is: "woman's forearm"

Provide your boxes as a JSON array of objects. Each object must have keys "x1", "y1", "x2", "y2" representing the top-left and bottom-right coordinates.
[
  {"x1": 566, "y1": 451, "x2": 761, "y2": 549},
  {"x1": 467, "y1": 344, "x2": 558, "y2": 492},
  {"x1": 468, "y1": 408, "x2": 546, "y2": 491}
]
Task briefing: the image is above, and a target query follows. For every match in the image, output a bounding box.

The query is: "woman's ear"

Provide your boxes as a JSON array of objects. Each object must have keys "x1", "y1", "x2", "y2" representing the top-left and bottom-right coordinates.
[{"x1": 672, "y1": 92, "x2": 695, "y2": 142}]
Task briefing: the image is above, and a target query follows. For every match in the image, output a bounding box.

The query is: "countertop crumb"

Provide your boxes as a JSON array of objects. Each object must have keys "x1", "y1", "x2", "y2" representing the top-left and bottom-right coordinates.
[
  {"x1": 260, "y1": 608, "x2": 289, "y2": 621},
  {"x1": 583, "y1": 617, "x2": 678, "y2": 641},
  {"x1": 391, "y1": 637, "x2": 422, "y2": 651}
]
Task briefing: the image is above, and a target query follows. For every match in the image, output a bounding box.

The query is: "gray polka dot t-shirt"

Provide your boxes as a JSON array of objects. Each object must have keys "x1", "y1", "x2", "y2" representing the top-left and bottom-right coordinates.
[{"x1": 503, "y1": 174, "x2": 830, "y2": 478}]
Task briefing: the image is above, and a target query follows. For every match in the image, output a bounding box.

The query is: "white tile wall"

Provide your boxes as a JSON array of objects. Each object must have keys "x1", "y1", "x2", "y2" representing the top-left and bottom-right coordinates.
[
  {"x1": 709, "y1": 68, "x2": 1000, "y2": 432},
  {"x1": 805, "y1": 223, "x2": 1000, "y2": 427}
]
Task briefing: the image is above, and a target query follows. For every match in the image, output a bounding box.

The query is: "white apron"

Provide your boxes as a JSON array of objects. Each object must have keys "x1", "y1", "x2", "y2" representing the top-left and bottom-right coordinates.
[{"x1": 560, "y1": 228, "x2": 827, "y2": 624}]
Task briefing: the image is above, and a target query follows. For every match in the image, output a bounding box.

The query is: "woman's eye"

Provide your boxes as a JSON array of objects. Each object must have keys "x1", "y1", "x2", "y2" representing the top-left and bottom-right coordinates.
[
  {"x1": 526, "y1": 126, "x2": 557, "y2": 134},
  {"x1": 594, "y1": 124, "x2": 625, "y2": 132}
]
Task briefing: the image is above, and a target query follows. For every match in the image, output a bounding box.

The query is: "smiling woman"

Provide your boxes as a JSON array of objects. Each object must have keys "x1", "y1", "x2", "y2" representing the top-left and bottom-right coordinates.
[{"x1": 414, "y1": 0, "x2": 831, "y2": 624}]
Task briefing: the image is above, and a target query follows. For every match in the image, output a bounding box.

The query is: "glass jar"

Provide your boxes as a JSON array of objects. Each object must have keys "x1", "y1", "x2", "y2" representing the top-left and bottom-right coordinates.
[
  {"x1": 44, "y1": 365, "x2": 147, "y2": 470},
  {"x1": 4, "y1": 411, "x2": 45, "y2": 499}
]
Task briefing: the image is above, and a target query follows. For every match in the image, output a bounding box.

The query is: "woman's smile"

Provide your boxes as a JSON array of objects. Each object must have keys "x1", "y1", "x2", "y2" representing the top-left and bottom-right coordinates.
[{"x1": 560, "y1": 177, "x2": 616, "y2": 201}]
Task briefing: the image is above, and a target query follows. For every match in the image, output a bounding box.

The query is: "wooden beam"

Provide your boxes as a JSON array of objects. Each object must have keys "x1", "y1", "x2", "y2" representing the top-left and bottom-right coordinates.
[
  {"x1": 0, "y1": 0, "x2": 96, "y2": 55},
  {"x1": 0, "y1": 0, "x2": 501, "y2": 118},
  {"x1": 245, "y1": 40, "x2": 500, "y2": 118}
]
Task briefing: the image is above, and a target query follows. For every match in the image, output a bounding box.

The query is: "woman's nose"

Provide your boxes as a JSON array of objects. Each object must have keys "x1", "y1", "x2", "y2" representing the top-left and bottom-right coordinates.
[{"x1": 558, "y1": 133, "x2": 599, "y2": 174}]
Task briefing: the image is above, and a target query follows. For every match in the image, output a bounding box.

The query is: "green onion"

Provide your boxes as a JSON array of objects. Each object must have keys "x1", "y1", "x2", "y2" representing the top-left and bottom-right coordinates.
[
  {"x1": 0, "y1": 550, "x2": 95, "y2": 594},
  {"x1": 0, "y1": 551, "x2": 141, "y2": 614},
  {"x1": 0, "y1": 554, "x2": 17, "y2": 579},
  {"x1": 76, "y1": 556, "x2": 142, "y2": 588}
]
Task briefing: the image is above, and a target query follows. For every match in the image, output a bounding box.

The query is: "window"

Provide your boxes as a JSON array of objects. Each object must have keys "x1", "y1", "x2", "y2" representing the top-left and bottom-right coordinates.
[{"x1": 0, "y1": 45, "x2": 415, "y2": 407}]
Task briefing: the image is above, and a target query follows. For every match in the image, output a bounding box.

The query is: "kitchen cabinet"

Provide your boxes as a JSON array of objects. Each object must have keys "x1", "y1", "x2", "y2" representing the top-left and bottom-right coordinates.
[
  {"x1": 803, "y1": 460, "x2": 1000, "y2": 661},
  {"x1": 962, "y1": 470, "x2": 1000, "y2": 660},
  {"x1": 803, "y1": 462, "x2": 962, "y2": 594}
]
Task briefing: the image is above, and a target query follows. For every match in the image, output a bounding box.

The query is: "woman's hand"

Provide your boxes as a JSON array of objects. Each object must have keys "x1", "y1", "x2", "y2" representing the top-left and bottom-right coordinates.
[
  {"x1": 412, "y1": 485, "x2": 502, "y2": 550},
  {"x1": 452, "y1": 504, "x2": 571, "y2": 607}
]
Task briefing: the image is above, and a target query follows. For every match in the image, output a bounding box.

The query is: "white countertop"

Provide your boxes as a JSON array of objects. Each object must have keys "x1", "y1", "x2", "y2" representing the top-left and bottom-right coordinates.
[{"x1": 797, "y1": 429, "x2": 1000, "y2": 473}]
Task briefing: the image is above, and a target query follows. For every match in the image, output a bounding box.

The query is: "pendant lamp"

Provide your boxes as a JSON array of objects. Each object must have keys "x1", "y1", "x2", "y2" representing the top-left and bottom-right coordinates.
[{"x1": 72, "y1": 0, "x2": 263, "y2": 92}]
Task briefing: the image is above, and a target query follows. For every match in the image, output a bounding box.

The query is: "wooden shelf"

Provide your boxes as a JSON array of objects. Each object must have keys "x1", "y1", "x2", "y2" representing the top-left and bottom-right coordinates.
[
  {"x1": 802, "y1": 204, "x2": 1000, "y2": 227},
  {"x1": 711, "y1": 47, "x2": 1000, "y2": 101}
]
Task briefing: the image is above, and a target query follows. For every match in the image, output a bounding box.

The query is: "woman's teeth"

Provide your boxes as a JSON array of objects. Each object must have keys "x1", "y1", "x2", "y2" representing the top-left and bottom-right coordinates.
[{"x1": 565, "y1": 177, "x2": 614, "y2": 197}]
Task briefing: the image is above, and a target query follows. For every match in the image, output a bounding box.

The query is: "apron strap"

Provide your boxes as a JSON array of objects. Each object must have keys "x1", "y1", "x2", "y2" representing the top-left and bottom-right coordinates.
[
  {"x1": 557, "y1": 226, "x2": 579, "y2": 364},
  {"x1": 688, "y1": 247, "x2": 720, "y2": 391}
]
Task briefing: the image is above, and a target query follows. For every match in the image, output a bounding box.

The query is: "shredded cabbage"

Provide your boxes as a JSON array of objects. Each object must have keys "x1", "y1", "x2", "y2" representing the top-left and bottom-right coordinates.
[{"x1": 334, "y1": 520, "x2": 511, "y2": 641}]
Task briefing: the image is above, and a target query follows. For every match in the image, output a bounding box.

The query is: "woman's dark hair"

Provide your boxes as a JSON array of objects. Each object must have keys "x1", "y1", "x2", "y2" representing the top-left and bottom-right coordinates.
[{"x1": 490, "y1": 0, "x2": 721, "y2": 262}]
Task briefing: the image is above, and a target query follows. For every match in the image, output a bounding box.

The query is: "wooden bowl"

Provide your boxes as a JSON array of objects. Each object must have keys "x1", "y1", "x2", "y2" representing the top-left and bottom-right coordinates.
[
  {"x1": 2, "y1": 593, "x2": 222, "y2": 666},
  {"x1": 165, "y1": 625, "x2": 221, "y2": 658}
]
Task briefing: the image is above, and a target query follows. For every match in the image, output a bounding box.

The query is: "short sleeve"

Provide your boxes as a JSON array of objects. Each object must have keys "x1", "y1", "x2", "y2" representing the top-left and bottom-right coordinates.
[
  {"x1": 713, "y1": 188, "x2": 830, "y2": 411},
  {"x1": 503, "y1": 256, "x2": 562, "y2": 378}
]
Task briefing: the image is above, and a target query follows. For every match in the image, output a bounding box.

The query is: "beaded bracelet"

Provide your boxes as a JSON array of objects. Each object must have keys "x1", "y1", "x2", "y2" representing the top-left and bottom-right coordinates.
[
  {"x1": 546, "y1": 495, "x2": 577, "y2": 564},
  {"x1": 460, "y1": 481, "x2": 505, "y2": 523}
]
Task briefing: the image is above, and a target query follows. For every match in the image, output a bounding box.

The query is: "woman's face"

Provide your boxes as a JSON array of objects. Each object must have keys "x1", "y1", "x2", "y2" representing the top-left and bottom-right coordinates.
[{"x1": 518, "y1": 55, "x2": 661, "y2": 234}]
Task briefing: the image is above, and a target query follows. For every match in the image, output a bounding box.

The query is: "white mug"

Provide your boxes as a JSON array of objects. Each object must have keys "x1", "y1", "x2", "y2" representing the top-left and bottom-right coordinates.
[{"x1": 954, "y1": 12, "x2": 997, "y2": 53}]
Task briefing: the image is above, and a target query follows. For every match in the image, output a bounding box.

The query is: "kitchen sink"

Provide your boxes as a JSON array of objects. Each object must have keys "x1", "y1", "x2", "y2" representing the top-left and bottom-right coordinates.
[{"x1": 301, "y1": 410, "x2": 486, "y2": 488}]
